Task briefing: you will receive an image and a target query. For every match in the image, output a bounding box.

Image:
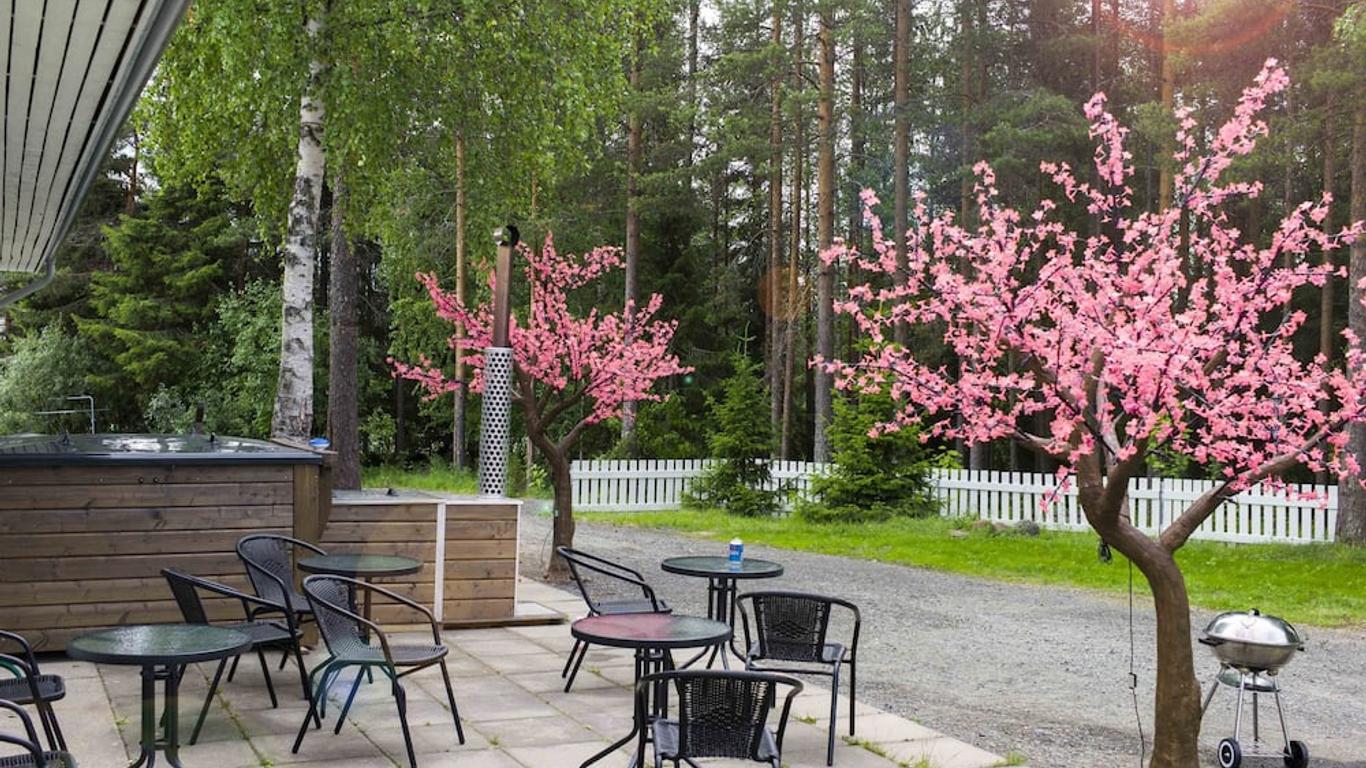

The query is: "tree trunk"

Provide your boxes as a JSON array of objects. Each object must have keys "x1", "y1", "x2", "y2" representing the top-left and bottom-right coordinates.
[
  {"x1": 1340, "y1": 93, "x2": 1366, "y2": 544},
  {"x1": 893, "y1": 0, "x2": 911, "y2": 347},
  {"x1": 545, "y1": 445, "x2": 575, "y2": 581},
  {"x1": 272, "y1": 17, "x2": 326, "y2": 441},
  {"x1": 1318, "y1": 101, "x2": 1336, "y2": 484},
  {"x1": 846, "y1": 30, "x2": 864, "y2": 361},
  {"x1": 453, "y1": 131, "x2": 468, "y2": 470},
  {"x1": 326, "y1": 175, "x2": 359, "y2": 490},
  {"x1": 126, "y1": 129, "x2": 139, "y2": 213},
  {"x1": 780, "y1": 2, "x2": 804, "y2": 461},
  {"x1": 621, "y1": 30, "x2": 644, "y2": 458},
  {"x1": 769, "y1": 0, "x2": 785, "y2": 450},
  {"x1": 813, "y1": 9, "x2": 835, "y2": 464},
  {"x1": 1157, "y1": 0, "x2": 1176, "y2": 212},
  {"x1": 686, "y1": 0, "x2": 699, "y2": 182},
  {"x1": 1080, "y1": 486, "x2": 1202, "y2": 768}
]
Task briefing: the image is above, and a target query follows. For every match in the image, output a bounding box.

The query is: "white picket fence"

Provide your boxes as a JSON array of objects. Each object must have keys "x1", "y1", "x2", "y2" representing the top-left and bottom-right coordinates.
[{"x1": 569, "y1": 460, "x2": 1340, "y2": 545}]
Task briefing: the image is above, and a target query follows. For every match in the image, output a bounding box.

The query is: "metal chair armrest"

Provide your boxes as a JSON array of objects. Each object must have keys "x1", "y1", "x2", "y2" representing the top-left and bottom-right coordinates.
[
  {"x1": 773, "y1": 677, "x2": 804, "y2": 754},
  {"x1": 0, "y1": 699, "x2": 43, "y2": 754}
]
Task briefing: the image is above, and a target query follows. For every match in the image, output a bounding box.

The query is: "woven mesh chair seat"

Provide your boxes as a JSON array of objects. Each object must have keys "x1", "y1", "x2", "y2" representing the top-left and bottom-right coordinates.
[
  {"x1": 596, "y1": 597, "x2": 671, "y2": 615},
  {"x1": 0, "y1": 675, "x2": 64, "y2": 706},
  {"x1": 0, "y1": 751, "x2": 75, "y2": 768},
  {"x1": 651, "y1": 719, "x2": 778, "y2": 763},
  {"x1": 345, "y1": 644, "x2": 448, "y2": 667}
]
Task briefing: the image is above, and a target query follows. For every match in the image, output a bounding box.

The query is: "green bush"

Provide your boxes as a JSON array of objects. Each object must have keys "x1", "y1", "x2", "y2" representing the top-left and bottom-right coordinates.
[
  {"x1": 685, "y1": 354, "x2": 783, "y2": 517},
  {"x1": 0, "y1": 325, "x2": 96, "y2": 434},
  {"x1": 796, "y1": 391, "x2": 955, "y2": 523}
]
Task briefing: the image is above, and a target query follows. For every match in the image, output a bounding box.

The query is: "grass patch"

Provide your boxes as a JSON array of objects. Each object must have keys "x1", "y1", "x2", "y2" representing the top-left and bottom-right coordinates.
[
  {"x1": 361, "y1": 463, "x2": 551, "y2": 498},
  {"x1": 579, "y1": 509, "x2": 1366, "y2": 627}
]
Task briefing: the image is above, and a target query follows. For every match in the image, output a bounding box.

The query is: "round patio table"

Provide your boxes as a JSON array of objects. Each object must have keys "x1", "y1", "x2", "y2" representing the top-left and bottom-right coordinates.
[
  {"x1": 661, "y1": 555, "x2": 783, "y2": 668},
  {"x1": 297, "y1": 554, "x2": 422, "y2": 633},
  {"x1": 68, "y1": 625, "x2": 251, "y2": 768},
  {"x1": 572, "y1": 614, "x2": 731, "y2": 768}
]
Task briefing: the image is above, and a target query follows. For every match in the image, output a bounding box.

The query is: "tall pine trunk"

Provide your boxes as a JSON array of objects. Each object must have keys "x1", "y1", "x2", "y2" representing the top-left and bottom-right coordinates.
[
  {"x1": 892, "y1": 0, "x2": 911, "y2": 348},
  {"x1": 327, "y1": 175, "x2": 359, "y2": 489},
  {"x1": 453, "y1": 131, "x2": 468, "y2": 470},
  {"x1": 780, "y1": 2, "x2": 804, "y2": 461},
  {"x1": 272, "y1": 17, "x2": 326, "y2": 441},
  {"x1": 769, "y1": 1, "x2": 785, "y2": 451},
  {"x1": 621, "y1": 31, "x2": 644, "y2": 457},
  {"x1": 1341, "y1": 93, "x2": 1366, "y2": 544},
  {"x1": 813, "y1": 9, "x2": 835, "y2": 464},
  {"x1": 845, "y1": 31, "x2": 864, "y2": 361}
]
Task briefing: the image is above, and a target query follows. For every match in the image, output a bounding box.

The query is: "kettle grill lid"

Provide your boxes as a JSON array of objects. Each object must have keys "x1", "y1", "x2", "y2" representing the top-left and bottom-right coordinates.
[{"x1": 1203, "y1": 609, "x2": 1303, "y2": 648}]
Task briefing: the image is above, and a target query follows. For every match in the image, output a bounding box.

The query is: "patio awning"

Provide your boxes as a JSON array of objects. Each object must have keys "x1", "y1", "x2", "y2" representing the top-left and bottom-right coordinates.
[{"x1": 0, "y1": 0, "x2": 188, "y2": 298}]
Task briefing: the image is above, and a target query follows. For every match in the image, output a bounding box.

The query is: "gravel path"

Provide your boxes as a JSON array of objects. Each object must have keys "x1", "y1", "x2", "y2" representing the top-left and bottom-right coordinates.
[{"x1": 518, "y1": 511, "x2": 1366, "y2": 768}]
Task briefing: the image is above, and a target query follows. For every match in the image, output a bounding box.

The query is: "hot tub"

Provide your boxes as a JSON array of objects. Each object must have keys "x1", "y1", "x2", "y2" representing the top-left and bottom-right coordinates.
[{"x1": 0, "y1": 434, "x2": 325, "y2": 650}]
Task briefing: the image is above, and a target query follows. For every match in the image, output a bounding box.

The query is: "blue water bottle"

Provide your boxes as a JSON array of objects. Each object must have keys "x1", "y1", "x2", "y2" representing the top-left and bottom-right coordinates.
[{"x1": 728, "y1": 538, "x2": 744, "y2": 571}]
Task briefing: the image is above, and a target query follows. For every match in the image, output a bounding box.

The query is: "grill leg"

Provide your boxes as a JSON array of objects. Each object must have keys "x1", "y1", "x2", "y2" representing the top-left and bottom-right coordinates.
[
  {"x1": 1272, "y1": 679, "x2": 1292, "y2": 752},
  {"x1": 1232, "y1": 673, "x2": 1248, "y2": 743},
  {"x1": 1202, "y1": 675, "x2": 1221, "y2": 716},
  {"x1": 1252, "y1": 690, "x2": 1260, "y2": 745}
]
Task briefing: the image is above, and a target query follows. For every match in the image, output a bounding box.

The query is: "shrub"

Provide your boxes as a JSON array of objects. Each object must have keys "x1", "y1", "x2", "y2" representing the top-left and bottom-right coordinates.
[
  {"x1": 685, "y1": 354, "x2": 783, "y2": 517},
  {"x1": 796, "y1": 391, "x2": 955, "y2": 523},
  {"x1": 0, "y1": 325, "x2": 95, "y2": 434}
]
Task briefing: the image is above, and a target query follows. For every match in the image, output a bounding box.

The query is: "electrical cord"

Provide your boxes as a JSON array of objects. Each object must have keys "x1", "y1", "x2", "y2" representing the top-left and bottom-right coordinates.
[{"x1": 1130, "y1": 556, "x2": 1146, "y2": 768}]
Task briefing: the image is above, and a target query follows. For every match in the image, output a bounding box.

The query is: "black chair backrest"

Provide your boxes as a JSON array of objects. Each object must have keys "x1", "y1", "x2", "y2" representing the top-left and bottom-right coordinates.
[
  {"x1": 0, "y1": 699, "x2": 46, "y2": 767},
  {"x1": 555, "y1": 546, "x2": 661, "y2": 615},
  {"x1": 742, "y1": 591, "x2": 834, "y2": 663},
  {"x1": 237, "y1": 534, "x2": 326, "y2": 612},
  {"x1": 302, "y1": 575, "x2": 373, "y2": 660},
  {"x1": 640, "y1": 671, "x2": 801, "y2": 762},
  {"x1": 162, "y1": 570, "x2": 212, "y2": 624}
]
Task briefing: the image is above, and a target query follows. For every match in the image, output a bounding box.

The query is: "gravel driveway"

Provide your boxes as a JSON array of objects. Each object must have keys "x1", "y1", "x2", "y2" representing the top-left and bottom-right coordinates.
[{"x1": 518, "y1": 510, "x2": 1366, "y2": 768}]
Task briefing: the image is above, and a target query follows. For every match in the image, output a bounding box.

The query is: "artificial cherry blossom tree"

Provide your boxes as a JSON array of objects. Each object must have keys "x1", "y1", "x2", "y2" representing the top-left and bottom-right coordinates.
[
  {"x1": 393, "y1": 235, "x2": 689, "y2": 576},
  {"x1": 822, "y1": 62, "x2": 1363, "y2": 768}
]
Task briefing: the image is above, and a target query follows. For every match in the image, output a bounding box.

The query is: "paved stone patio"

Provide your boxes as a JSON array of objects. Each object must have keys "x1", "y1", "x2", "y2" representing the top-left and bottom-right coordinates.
[{"x1": 5, "y1": 581, "x2": 1009, "y2": 768}]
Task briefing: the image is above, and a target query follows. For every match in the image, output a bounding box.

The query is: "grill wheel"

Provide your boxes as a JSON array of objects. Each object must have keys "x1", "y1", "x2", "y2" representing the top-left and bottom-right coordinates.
[{"x1": 1218, "y1": 737, "x2": 1242, "y2": 768}]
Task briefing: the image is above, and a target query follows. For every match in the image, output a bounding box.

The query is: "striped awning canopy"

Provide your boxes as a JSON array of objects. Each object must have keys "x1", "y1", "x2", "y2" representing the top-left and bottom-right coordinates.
[{"x1": 0, "y1": 0, "x2": 188, "y2": 276}]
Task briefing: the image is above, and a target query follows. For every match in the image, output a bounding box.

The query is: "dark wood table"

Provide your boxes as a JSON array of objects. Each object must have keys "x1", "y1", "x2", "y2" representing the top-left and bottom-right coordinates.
[
  {"x1": 572, "y1": 614, "x2": 731, "y2": 768},
  {"x1": 660, "y1": 555, "x2": 783, "y2": 668},
  {"x1": 68, "y1": 625, "x2": 251, "y2": 768}
]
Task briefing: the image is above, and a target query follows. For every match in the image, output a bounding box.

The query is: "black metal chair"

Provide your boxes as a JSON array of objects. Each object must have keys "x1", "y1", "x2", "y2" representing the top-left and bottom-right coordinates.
[
  {"x1": 292, "y1": 575, "x2": 464, "y2": 768},
  {"x1": 236, "y1": 534, "x2": 325, "y2": 680},
  {"x1": 636, "y1": 670, "x2": 801, "y2": 768},
  {"x1": 0, "y1": 632, "x2": 65, "y2": 753},
  {"x1": 556, "y1": 546, "x2": 670, "y2": 692},
  {"x1": 0, "y1": 699, "x2": 75, "y2": 768},
  {"x1": 737, "y1": 591, "x2": 861, "y2": 766},
  {"x1": 162, "y1": 569, "x2": 312, "y2": 743}
]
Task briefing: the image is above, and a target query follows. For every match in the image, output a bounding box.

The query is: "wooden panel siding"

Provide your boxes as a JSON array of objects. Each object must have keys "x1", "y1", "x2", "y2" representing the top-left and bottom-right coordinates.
[
  {"x1": 0, "y1": 458, "x2": 318, "y2": 651},
  {"x1": 322, "y1": 492, "x2": 520, "y2": 627}
]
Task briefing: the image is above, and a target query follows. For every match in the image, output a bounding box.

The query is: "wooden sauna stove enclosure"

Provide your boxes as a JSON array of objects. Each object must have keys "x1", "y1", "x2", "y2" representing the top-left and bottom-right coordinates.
[{"x1": 0, "y1": 434, "x2": 524, "y2": 650}]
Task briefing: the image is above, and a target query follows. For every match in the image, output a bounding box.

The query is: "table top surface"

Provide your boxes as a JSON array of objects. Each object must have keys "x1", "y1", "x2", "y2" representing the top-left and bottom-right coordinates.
[
  {"x1": 297, "y1": 553, "x2": 423, "y2": 577},
  {"x1": 67, "y1": 625, "x2": 252, "y2": 666},
  {"x1": 571, "y1": 614, "x2": 731, "y2": 650},
  {"x1": 661, "y1": 556, "x2": 784, "y2": 579}
]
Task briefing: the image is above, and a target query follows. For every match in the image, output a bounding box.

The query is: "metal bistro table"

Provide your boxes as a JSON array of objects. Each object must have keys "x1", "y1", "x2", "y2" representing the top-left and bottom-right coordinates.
[
  {"x1": 68, "y1": 625, "x2": 251, "y2": 768},
  {"x1": 660, "y1": 555, "x2": 783, "y2": 668},
  {"x1": 574, "y1": 614, "x2": 731, "y2": 768},
  {"x1": 296, "y1": 554, "x2": 422, "y2": 631}
]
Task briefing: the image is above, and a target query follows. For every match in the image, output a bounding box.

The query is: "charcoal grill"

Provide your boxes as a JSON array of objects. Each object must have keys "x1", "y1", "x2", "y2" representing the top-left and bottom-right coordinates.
[{"x1": 1199, "y1": 610, "x2": 1308, "y2": 768}]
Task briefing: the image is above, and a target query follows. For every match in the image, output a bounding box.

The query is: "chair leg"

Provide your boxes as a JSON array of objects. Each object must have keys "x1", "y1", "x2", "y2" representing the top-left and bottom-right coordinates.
[
  {"x1": 848, "y1": 658, "x2": 856, "y2": 736},
  {"x1": 34, "y1": 699, "x2": 58, "y2": 751},
  {"x1": 226, "y1": 655, "x2": 240, "y2": 683},
  {"x1": 332, "y1": 670, "x2": 365, "y2": 735},
  {"x1": 561, "y1": 639, "x2": 582, "y2": 678},
  {"x1": 278, "y1": 648, "x2": 290, "y2": 671},
  {"x1": 289, "y1": 641, "x2": 319, "y2": 727},
  {"x1": 190, "y1": 658, "x2": 229, "y2": 745},
  {"x1": 292, "y1": 661, "x2": 332, "y2": 754},
  {"x1": 563, "y1": 641, "x2": 589, "y2": 693},
  {"x1": 438, "y1": 660, "x2": 465, "y2": 744},
  {"x1": 826, "y1": 663, "x2": 841, "y2": 767},
  {"x1": 256, "y1": 647, "x2": 278, "y2": 708},
  {"x1": 392, "y1": 678, "x2": 418, "y2": 768},
  {"x1": 42, "y1": 702, "x2": 67, "y2": 751}
]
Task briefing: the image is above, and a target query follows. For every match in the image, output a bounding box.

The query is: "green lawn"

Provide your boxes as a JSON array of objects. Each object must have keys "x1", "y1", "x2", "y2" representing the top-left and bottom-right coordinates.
[
  {"x1": 580, "y1": 509, "x2": 1366, "y2": 628},
  {"x1": 361, "y1": 463, "x2": 552, "y2": 498}
]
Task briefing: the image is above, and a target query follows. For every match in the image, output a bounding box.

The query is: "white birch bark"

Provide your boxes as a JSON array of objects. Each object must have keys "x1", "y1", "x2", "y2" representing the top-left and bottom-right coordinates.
[{"x1": 272, "y1": 17, "x2": 326, "y2": 440}]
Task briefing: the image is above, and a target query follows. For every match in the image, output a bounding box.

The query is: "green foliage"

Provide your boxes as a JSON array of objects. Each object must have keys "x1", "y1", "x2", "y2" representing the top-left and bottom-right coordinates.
[
  {"x1": 686, "y1": 355, "x2": 781, "y2": 517},
  {"x1": 797, "y1": 392, "x2": 954, "y2": 524},
  {"x1": 0, "y1": 326, "x2": 96, "y2": 434}
]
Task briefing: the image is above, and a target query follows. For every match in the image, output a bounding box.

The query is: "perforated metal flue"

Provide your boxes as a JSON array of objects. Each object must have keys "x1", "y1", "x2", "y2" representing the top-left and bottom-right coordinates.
[{"x1": 478, "y1": 346, "x2": 514, "y2": 496}]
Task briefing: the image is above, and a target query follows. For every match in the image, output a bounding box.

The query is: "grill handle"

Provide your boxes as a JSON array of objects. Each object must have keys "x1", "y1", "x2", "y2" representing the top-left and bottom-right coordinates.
[{"x1": 1198, "y1": 637, "x2": 1223, "y2": 647}]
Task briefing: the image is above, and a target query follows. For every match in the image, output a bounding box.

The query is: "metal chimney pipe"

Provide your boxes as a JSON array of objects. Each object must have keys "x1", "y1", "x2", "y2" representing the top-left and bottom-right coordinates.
[{"x1": 478, "y1": 224, "x2": 520, "y2": 497}]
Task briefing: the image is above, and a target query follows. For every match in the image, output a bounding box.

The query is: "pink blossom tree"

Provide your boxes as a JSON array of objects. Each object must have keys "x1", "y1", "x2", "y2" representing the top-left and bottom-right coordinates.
[
  {"x1": 822, "y1": 61, "x2": 1363, "y2": 768},
  {"x1": 393, "y1": 235, "x2": 690, "y2": 576}
]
